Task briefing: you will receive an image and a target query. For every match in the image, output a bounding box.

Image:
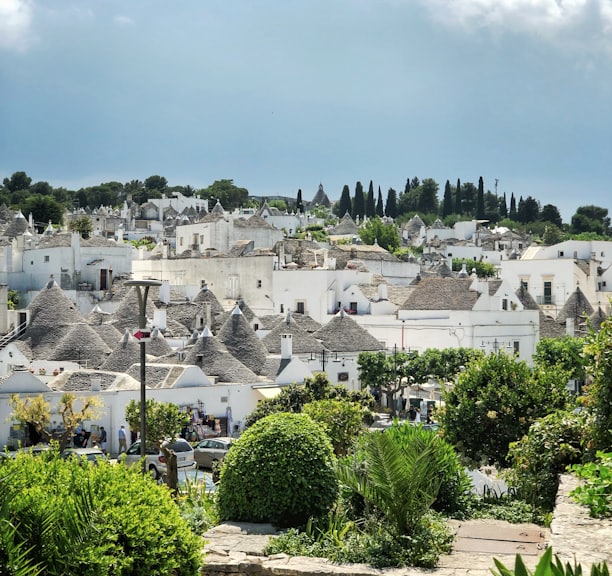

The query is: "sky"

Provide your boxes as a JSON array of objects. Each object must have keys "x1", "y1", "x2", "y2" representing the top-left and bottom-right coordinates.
[{"x1": 1, "y1": 0, "x2": 611, "y2": 223}]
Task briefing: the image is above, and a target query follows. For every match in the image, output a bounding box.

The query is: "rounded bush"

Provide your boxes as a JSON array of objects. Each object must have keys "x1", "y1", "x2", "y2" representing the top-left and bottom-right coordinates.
[{"x1": 217, "y1": 412, "x2": 338, "y2": 527}]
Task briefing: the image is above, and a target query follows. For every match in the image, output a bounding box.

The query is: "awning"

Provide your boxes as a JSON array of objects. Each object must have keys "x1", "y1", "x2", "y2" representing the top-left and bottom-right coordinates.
[{"x1": 253, "y1": 386, "x2": 283, "y2": 399}]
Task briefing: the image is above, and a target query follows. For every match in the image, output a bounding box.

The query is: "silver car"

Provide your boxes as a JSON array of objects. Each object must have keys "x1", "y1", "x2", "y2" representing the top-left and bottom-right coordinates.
[
  {"x1": 119, "y1": 438, "x2": 195, "y2": 479},
  {"x1": 194, "y1": 437, "x2": 233, "y2": 469}
]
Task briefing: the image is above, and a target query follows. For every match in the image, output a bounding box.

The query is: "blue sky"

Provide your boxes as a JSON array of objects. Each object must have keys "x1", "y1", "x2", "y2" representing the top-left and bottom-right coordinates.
[{"x1": 1, "y1": 0, "x2": 610, "y2": 222}]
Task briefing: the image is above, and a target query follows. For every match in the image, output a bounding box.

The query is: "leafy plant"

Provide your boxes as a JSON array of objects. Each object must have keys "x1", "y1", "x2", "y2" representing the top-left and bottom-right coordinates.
[
  {"x1": 569, "y1": 451, "x2": 612, "y2": 518},
  {"x1": 0, "y1": 450, "x2": 203, "y2": 575},
  {"x1": 506, "y1": 410, "x2": 585, "y2": 511},
  {"x1": 491, "y1": 546, "x2": 609, "y2": 576},
  {"x1": 217, "y1": 412, "x2": 338, "y2": 527}
]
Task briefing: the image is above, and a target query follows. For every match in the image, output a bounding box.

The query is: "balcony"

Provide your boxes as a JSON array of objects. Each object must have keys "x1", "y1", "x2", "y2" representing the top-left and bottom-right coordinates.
[{"x1": 536, "y1": 295, "x2": 555, "y2": 305}]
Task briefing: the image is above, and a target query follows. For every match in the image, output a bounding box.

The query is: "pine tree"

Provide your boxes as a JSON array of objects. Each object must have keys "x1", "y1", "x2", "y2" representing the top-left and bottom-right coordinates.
[
  {"x1": 476, "y1": 176, "x2": 485, "y2": 219},
  {"x1": 376, "y1": 186, "x2": 384, "y2": 217},
  {"x1": 296, "y1": 189, "x2": 304, "y2": 213},
  {"x1": 337, "y1": 184, "x2": 352, "y2": 217},
  {"x1": 454, "y1": 178, "x2": 462, "y2": 214},
  {"x1": 366, "y1": 180, "x2": 375, "y2": 218},
  {"x1": 509, "y1": 193, "x2": 517, "y2": 220},
  {"x1": 385, "y1": 187, "x2": 398, "y2": 218},
  {"x1": 404, "y1": 179, "x2": 411, "y2": 195},
  {"x1": 353, "y1": 181, "x2": 365, "y2": 220},
  {"x1": 442, "y1": 179, "x2": 453, "y2": 218}
]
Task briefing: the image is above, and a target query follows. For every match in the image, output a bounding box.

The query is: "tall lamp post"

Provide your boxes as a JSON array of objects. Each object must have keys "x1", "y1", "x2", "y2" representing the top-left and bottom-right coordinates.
[{"x1": 125, "y1": 279, "x2": 161, "y2": 463}]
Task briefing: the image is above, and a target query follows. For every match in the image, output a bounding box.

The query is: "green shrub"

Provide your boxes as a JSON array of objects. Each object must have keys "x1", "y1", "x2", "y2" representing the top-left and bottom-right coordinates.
[
  {"x1": 217, "y1": 412, "x2": 338, "y2": 527},
  {"x1": 491, "y1": 546, "x2": 609, "y2": 576},
  {"x1": 0, "y1": 450, "x2": 202, "y2": 575},
  {"x1": 506, "y1": 410, "x2": 585, "y2": 511},
  {"x1": 569, "y1": 451, "x2": 612, "y2": 518},
  {"x1": 384, "y1": 422, "x2": 475, "y2": 517}
]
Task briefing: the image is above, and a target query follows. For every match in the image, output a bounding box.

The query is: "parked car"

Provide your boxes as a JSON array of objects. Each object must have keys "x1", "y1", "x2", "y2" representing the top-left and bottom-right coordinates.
[
  {"x1": 119, "y1": 438, "x2": 195, "y2": 479},
  {"x1": 176, "y1": 468, "x2": 216, "y2": 494},
  {"x1": 194, "y1": 437, "x2": 234, "y2": 469},
  {"x1": 13, "y1": 444, "x2": 53, "y2": 457},
  {"x1": 61, "y1": 447, "x2": 108, "y2": 465}
]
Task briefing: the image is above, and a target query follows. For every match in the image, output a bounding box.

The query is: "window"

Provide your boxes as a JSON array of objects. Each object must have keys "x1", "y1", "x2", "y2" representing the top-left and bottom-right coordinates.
[
  {"x1": 200, "y1": 279, "x2": 206, "y2": 288},
  {"x1": 257, "y1": 280, "x2": 262, "y2": 288},
  {"x1": 296, "y1": 301, "x2": 305, "y2": 314},
  {"x1": 228, "y1": 274, "x2": 240, "y2": 299},
  {"x1": 338, "y1": 372, "x2": 349, "y2": 382},
  {"x1": 280, "y1": 304, "x2": 284, "y2": 313},
  {"x1": 44, "y1": 255, "x2": 49, "y2": 263},
  {"x1": 558, "y1": 251, "x2": 564, "y2": 257},
  {"x1": 180, "y1": 237, "x2": 184, "y2": 246},
  {"x1": 502, "y1": 298, "x2": 508, "y2": 311},
  {"x1": 513, "y1": 341, "x2": 520, "y2": 355},
  {"x1": 349, "y1": 302, "x2": 357, "y2": 313},
  {"x1": 521, "y1": 280, "x2": 528, "y2": 291},
  {"x1": 543, "y1": 281, "x2": 552, "y2": 305},
  {"x1": 254, "y1": 323, "x2": 259, "y2": 331}
]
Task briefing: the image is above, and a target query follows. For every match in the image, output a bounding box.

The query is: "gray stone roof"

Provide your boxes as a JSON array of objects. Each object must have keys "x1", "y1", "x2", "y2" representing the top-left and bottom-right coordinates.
[
  {"x1": 401, "y1": 278, "x2": 479, "y2": 310},
  {"x1": 125, "y1": 363, "x2": 187, "y2": 389},
  {"x1": 287, "y1": 313, "x2": 323, "y2": 333},
  {"x1": 183, "y1": 327, "x2": 259, "y2": 383},
  {"x1": 147, "y1": 328, "x2": 173, "y2": 356},
  {"x1": 99, "y1": 330, "x2": 141, "y2": 372},
  {"x1": 556, "y1": 287, "x2": 594, "y2": 326},
  {"x1": 162, "y1": 301, "x2": 199, "y2": 332},
  {"x1": 87, "y1": 304, "x2": 113, "y2": 326},
  {"x1": 91, "y1": 323, "x2": 123, "y2": 349},
  {"x1": 217, "y1": 307, "x2": 268, "y2": 375},
  {"x1": 48, "y1": 369, "x2": 139, "y2": 392},
  {"x1": 109, "y1": 286, "x2": 158, "y2": 333},
  {"x1": 261, "y1": 313, "x2": 327, "y2": 354},
  {"x1": 48, "y1": 323, "x2": 111, "y2": 368},
  {"x1": 312, "y1": 310, "x2": 384, "y2": 353},
  {"x1": 330, "y1": 212, "x2": 359, "y2": 235}
]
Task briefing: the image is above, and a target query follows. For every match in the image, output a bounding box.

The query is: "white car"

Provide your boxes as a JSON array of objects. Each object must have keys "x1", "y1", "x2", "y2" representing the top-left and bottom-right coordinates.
[{"x1": 119, "y1": 438, "x2": 194, "y2": 479}]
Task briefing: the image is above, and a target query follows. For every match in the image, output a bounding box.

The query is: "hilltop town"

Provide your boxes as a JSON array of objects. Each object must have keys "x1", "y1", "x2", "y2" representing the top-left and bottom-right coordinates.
[{"x1": 0, "y1": 184, "x2": 610, "y2": 455}]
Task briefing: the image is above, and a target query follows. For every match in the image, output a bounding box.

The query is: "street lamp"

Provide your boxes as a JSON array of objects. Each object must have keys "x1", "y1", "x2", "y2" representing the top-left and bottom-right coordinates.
[{"x1": 125, "y1": 279, "x2": 162, "y2": 465}]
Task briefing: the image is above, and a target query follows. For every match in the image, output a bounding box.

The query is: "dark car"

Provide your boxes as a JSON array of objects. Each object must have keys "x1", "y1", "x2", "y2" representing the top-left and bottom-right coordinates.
[{"x1": 194, "y1": 437, "x2": 233, "y2": 469}]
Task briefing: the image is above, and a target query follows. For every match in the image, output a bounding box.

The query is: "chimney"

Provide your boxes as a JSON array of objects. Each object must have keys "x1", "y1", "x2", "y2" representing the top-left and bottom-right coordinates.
[
  {"x1": 153, "y1": 308, "x2": 167, "y2": 330},
  {"x1": 0, "y1": 284, "x2": 8, "y2": 335},
  {"x1": 280, "y1": 333, "x2": 293, "y2": 359},
  {"x1": 378, "y1": 283, "x2": 388, "y2": 301}
]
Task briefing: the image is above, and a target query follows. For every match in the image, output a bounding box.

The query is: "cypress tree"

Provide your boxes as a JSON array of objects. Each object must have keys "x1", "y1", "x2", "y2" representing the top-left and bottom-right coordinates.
[
  {"x1": 499, "y1": 192, "x2": 508, "y2": 218},
  {"x1": 454, "y1": 178, "x2": 462, "y2": 215},
  {"x1": 376, "y1": 186, "x2": 384, "y2": 217},
  {"x1": 337, "y1": 184, "x2": 352, "y2": 217},
  {"x1": 366, "y1": 180, "x2": 375, "y2": 218},
  {"x1": 385, "y1": 187, "x2": 398, "y2": 218},
  {"x1": 404, "y1": 179, "x2": 411, "y2": 195},
  {"x1": 353, "y1": 181, "x2": 365, "y2": 220},
  {"x1": 476, "y1": 176, "x2": 485, "y2": 219},
  {"x1": 442, "y1": 179, "x2": 453, "y2": 218},
  {"x1": 296, "y1": 189, "x2": 304, "y2": 213},
  {"x1": 509, "y1": 193, "x2": 518, "y2": 220}
]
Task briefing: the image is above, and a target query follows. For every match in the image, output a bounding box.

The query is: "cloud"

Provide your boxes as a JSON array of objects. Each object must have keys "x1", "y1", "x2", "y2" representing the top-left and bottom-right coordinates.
[
  {"x1": 114, "y1": 14, "x2": 133, "y2": 26},
  {"x1": 420, "y1": 0, "x2": 612, "y2": 57},
  {"x1": 0, "y1": 0, "x2": 33, "y2": 52}
]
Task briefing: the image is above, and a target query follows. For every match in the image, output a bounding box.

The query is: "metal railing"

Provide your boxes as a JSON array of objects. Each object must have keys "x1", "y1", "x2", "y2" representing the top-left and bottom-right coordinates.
[{"x1": 0, "y1": 321, "x2": 28, "y2": 351}]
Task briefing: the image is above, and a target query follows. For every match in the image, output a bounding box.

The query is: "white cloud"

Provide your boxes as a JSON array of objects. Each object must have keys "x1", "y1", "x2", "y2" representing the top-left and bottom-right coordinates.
[
  {"x1": 114, "y1": 14, "x2": 133, "y2": 26},
  {"x1": 421, "y1": 0, "x2": 612, "y2": 57},
  {"x1": 0, "y1": 0, "x2": 33, "y2": 52}
]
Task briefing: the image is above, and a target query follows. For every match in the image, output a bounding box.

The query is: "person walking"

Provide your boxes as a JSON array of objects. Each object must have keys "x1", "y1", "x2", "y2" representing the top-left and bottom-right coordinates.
[{"x1": 118, "y1": 425, "x2": 128, "y2": 453}]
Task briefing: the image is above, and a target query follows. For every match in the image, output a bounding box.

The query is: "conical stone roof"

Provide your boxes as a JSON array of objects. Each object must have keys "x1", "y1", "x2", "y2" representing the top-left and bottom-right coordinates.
[
  {"x1": 49, "y1": 323, "x2": 111, "y2": 368},
  {"x1": 217, "y1": 306, "x2": 268, "y2": 375},
  {"x1": 312, "y1": 310, "x2": 384, "y2": 353},
  {"x1": 99, "y1": 330, "x2": 141, "y2": 373},
  {"x1": 183, "y1": 327, "x2": 258, "y2": 383},
  {"x1": 262, "y1": 313, "x2": 327, "y2": 354},
  {"x1": 109, "y1": 286, "x2": 157, "y2": 333},
  {"x1": 147, "y1": 328, "x2": 173, "y2": 357}
]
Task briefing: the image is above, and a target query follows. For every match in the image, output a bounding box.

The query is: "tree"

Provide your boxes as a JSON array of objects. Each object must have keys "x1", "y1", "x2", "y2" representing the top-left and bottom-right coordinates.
[
  {"x1": 542, "y1": 224, "x2": 564, "y2": 245},
  {"x1": 517, "y1": 195, "x2": 540, "y2": 223},
  {"x1": 335, "y1": 184, "x2": 352, "y2": 217},
  {"x1": 440, "y1": 353, "x2": 572, "y2": 466},
  {"x1": 359, "y1": 217, "x2": 399, "y2": 252},
  {"x1": 454, "y1": 179, "x2": 462, "y2": 214},
  {"x1": 366, "y1": 180, "x2": 375, "y2": 218},
  {"x1": 376, "y1": 186, "x2": 384, "y2": 217},
  {"x1": 509, "y1": 193, "x2": 517, "y2": 220},
  {"x1": 125, "y1": 398, "x2": 190, "y2": 492},
  {"x1": 9, "y1": 393, "x2": 103, "y2": 451},
  {"x1": 68, "y1": 215, "x2": 93, "y2": 239},
  {"x1": 540, "y1": 204, "x2": 563, "y2": 228},
  {"x1": 296, "y1": 189, "x2": 304, "y2": 213},
  {"x1": 476, "y1": 176, "x2": 485, "y2": 219},
  {"x1": 385, "y1": 187, "x2": 398, "y2": 218},
  {"x1": 353, "y1": 181, "x2": 365, "y2": 220},
  {"x1": 499, "y1": 192, "x2": 508, "y2": 219},
  {"x1": 22, "y1": 194, "x2": 64, "y2": 230},
  {"x1": 417, "y1": 178, "x2": 439, "y2": 214},
  {"x1": 30, "y1": 181, "x2": 53, "y2": 196},
  {"x1": 201, "y1": 179, "x2": 249, "y2": 210},
  {"x1": 442, "y1": 180, "x2": 453, "y2": 218},
  {"x1": 533, "y1": 336, "x2": 587, "y2": 389},
  {"x1": 583, "y1": 314, "x2": 612, "y2": 452},
  {"x1": 144, "y1": 175, "x2": 168, "y2": 192},
  {"x1": 461, "y1": 182, "x2": 477, "y2": 216},
  {"x1": 3, "y1": 171, "x2": 31, "y2": 193},
  {"x1": 571, "y1": 205, "x2": 611, "y2": 236},
  {"x1": 452, "y1": 258, "x2": 496, "y2": 278}
]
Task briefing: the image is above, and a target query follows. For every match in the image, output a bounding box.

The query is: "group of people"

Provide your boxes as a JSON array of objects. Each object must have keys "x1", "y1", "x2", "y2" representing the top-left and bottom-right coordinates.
[{"x1": 72, "y1": 425, "x2": 109, "y2": 453}]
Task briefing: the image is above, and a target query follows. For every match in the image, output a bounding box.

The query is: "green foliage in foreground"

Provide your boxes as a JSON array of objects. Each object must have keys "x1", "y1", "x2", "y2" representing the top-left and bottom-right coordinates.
[
  {"x1": 0, "y1": 450, "x2": 202, "y2": 576},
  {"x1": 569, "y1": 451, "x2": 612, "y2": 518},
  {"x1": 506, "y1": 410, "x2": 585, "y2": 512},
  {"x1": 491, "y1": 546, "x2": 609, "y2": 576},
  {"x1": 265, "y1": 509, "x2": 452, "y2": 569},
  {"x1": 217, "y1": 412, "x2": 338, "y2": 527}
]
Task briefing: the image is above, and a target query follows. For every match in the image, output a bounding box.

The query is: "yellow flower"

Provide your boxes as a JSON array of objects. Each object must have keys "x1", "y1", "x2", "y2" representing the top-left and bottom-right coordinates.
[{"x1": 487, "y1": 410, "x2": 497, "y2": 419}]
